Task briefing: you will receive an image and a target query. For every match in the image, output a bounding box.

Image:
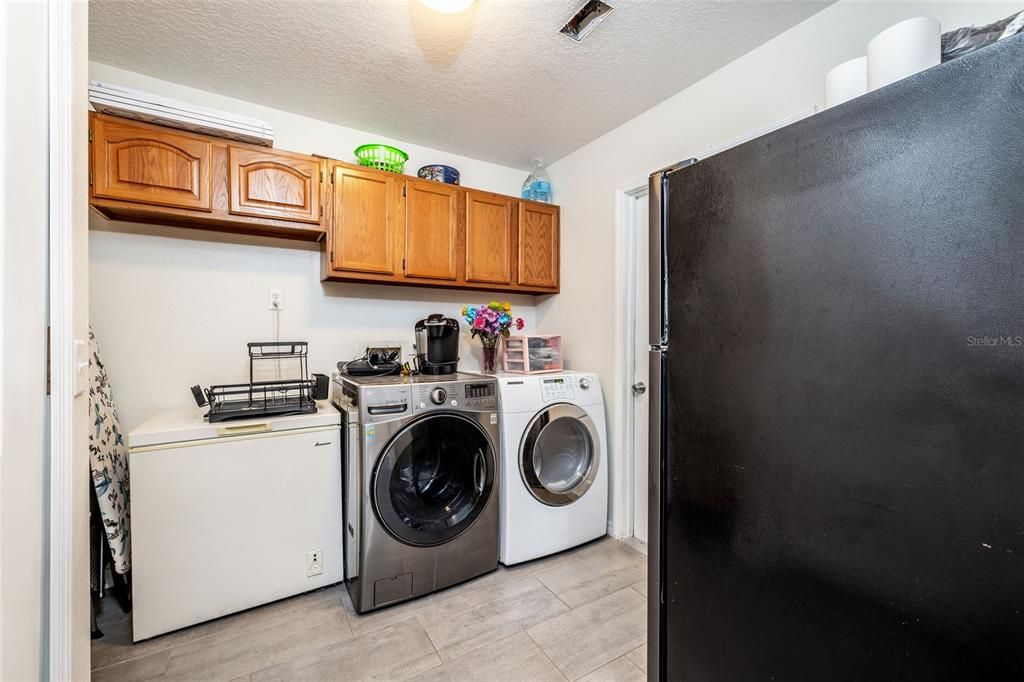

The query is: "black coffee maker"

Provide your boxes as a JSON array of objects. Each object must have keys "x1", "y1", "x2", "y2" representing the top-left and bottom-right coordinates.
[{"x1": 414, "y1": 314, "x2": 460, "y2": 375}]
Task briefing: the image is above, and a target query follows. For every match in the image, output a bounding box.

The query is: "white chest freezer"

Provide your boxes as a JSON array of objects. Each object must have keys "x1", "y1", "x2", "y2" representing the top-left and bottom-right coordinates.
[{"x1": 127, "y1": 403, "x2": 342, "y2": 641}]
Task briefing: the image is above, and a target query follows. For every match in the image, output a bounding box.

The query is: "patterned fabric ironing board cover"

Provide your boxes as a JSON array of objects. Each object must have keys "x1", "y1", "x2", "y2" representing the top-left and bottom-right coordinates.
[{"x1": 89, "y1": 325, "x2": 131, "y2": 574}]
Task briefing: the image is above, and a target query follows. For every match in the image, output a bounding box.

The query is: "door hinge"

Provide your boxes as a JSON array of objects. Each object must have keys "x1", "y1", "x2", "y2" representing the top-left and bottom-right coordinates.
[
  {"x1": 88, "y1": 171, "x2": 93, "y2": 186},
  {"x1": 88, "y1": 128, "x2": 92, "y2": 143},
  {"x1": 402, "y1": 257, "x2": 406, "y2": 272},
  {"x1": 402, "y1": 185, "x2": 407, "y2": 198},
  {"x1": 319, "y1": 170, "x2": 324, "y2": 183},
  {"x1": 46, "y1": 326, "x2": 51, "y2": 396}
]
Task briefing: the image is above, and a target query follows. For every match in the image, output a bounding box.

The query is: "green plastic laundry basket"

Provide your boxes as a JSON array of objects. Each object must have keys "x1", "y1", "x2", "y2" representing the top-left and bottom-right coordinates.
[{"x1": 354, "y1": 144, "x2": 409, "y2": 174}]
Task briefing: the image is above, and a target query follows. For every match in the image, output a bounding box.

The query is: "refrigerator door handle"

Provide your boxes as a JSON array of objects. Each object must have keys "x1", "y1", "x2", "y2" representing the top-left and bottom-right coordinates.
[
  {"x1": 648, "y1": 173, "x2": 667, "y2": 347},
  {"x1": 646, "y1": 158, "x2": 692, "y2": 682},
  {"x1": 648, "y1": 160, "x2": 696, "y2": 348}
]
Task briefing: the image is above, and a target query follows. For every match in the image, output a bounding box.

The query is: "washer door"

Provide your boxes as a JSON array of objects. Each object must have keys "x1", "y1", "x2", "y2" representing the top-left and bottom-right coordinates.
[
  {"x1": 520, "y1": 403, "x2": 599, "y2": 507},
  {"x1": 373, "y1": 413, "x2": 495, "y2": 546}
]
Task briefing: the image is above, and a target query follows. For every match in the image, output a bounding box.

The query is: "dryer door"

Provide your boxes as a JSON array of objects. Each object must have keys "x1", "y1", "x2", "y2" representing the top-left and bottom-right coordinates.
[
  {"x1": 373, "y1": 413, "x2": 495, "y2": 546},
  {"x1": 520, "y1": 403, "x2": 600, "y2": 507}
]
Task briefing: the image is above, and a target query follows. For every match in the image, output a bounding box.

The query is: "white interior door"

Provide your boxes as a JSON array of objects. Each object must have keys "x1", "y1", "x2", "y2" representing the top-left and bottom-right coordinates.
[{"x1": 631, "y1": 192, "x2": 650, "y2": 544}]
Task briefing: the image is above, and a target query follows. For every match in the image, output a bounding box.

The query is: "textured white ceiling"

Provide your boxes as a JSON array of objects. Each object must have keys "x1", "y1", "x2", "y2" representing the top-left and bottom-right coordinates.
[{"x1": 89, "y1": 0, "x2": 831, "y2": 169}]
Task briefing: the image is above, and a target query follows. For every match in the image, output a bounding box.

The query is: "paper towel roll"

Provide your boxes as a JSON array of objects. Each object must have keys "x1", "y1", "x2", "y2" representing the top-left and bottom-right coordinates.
[
  {"x1": 825, "y1": 56, "x2": 867, "y2": 108},
  {"x1": 867, "y1": 17, "x2": 941, "y2": 91}
]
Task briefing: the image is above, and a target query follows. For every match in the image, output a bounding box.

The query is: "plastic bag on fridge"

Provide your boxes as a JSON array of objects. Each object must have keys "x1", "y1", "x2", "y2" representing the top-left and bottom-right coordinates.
[{"x1": 941, "y1": 11, "x2": 1024, "y2": 62}]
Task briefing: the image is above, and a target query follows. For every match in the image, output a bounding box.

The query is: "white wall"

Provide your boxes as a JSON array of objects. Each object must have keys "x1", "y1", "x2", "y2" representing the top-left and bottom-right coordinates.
[
  {"x1": 90, "y1": 62, "x2": 529, "y2": 196},
  {"x1": 89, "y1": 64, "x2": 536, "y2": 430},
  {"x1": 2, "y1": 4, "x2": 49, "y2": 680},
  {"x1": 540, "y1": 0, "x2": 1022, "y2": 535}
]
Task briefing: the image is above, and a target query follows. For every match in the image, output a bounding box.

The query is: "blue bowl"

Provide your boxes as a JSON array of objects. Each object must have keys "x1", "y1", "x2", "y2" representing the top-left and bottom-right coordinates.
[{"x1": 417, "y1": 164, "x2": 460, "y2": 185}]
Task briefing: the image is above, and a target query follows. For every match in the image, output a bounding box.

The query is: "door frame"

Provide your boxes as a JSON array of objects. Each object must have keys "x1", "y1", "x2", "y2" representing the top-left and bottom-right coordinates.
[
  {"x1": 609, "y1": 107, "x2": 820, "y2": 541},
  {"x1": 611, "y1": 178, "x2": 650, "y2": 539},
  {"x1": 48, "y1": 0, "x2": 89, "y2": 677},
  {"x1": 49, "y1": 0, "x2": 77, "y2": 677},
  {"x1": 0, "y1": 1, "x2": 6, "y2": 475}
]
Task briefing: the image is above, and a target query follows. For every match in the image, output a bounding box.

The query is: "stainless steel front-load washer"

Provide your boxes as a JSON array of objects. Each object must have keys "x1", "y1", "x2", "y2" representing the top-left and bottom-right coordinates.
[{"x1": 331, "y1": 372, "x2": 500, "y2": 613}]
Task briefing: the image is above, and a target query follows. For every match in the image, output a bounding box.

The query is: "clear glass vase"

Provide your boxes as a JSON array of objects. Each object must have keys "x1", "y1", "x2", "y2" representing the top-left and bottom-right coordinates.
[
  {"x1": 480, "y1": 335, "x2": 500, "y2": 373},
  {"x1": 482, "y1": 346, "x2": 498, "y2": 373}
]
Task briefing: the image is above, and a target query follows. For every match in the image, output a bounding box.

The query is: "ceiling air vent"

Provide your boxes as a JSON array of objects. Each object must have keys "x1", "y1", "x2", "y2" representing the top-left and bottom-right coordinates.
[{"x1": 559, "y1": 0, "x2": 615, "y2": 42}]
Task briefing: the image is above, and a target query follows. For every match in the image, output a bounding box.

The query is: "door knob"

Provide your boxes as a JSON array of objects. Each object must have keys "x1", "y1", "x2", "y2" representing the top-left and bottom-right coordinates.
[{"x1": 632, "y1": 381, "x2": 647, "y2": 396}]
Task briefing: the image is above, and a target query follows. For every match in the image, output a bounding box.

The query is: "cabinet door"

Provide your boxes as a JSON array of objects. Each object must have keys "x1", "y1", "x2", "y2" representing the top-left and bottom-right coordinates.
[
  {"x1": 228, "y1": 147, "x2": 320, "y2": 223},
  {"x1": 517, "y1": 202, "x2": 559, "y2": 289},
  {"x1": 404, "y1": 180, "x2": 458, "y2": 281},
  {"x1": 465, "y1": 191, "x2": 513, "y2": 286},
  {"x1": 91, "y1": 116, "x2": 212, "y2": 211},
  {"x1": 331, "y1": 165, "x2": 402, "y2": 275}
]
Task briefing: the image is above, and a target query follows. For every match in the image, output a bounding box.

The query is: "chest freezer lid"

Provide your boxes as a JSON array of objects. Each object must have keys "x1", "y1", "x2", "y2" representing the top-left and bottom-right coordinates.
[{"x1": 128, "y1": 401, "x2": 340, "y2": 449}]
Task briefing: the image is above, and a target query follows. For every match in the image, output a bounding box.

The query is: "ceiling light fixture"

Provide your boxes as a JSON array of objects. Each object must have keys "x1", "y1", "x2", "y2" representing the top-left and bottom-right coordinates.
[
  {"x1": 420, "y1": 0, "x2": 476, "y2": 13},
  {"x1": 560, "y1": 0, "x2": 615, "y2": 42}
]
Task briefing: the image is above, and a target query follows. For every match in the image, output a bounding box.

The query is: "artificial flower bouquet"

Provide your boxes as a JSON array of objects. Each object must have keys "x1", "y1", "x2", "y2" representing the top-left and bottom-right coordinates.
[{"x1": 461, "y1": 302, "x2": 525, "y2": 372}]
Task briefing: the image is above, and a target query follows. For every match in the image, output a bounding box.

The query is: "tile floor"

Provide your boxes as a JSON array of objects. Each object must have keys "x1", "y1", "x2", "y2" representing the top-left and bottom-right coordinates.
[{"x1": 92, "y1": 538, "x2": 648, "y2": 681}]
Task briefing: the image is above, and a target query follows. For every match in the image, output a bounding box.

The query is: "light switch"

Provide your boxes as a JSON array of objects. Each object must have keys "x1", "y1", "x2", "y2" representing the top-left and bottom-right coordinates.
[{"x1": 73, "y1": 339, "x2": 88, "y2": 397}]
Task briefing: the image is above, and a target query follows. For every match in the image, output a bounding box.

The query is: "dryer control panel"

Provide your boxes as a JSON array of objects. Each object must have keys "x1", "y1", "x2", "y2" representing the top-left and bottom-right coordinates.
[{"x1": 541, "y1": 376, "x2": 575, "y2": 402}]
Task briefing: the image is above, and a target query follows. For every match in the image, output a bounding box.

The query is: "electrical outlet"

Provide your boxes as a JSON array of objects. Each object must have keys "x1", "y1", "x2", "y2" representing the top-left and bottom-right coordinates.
[
  {"x1": 306, "y1": 550, "x2": 323, "y2": 577},
  {"x1": 268, "y1": 289, "x2": 283, "y2": 310},
  {"x1": 369, "y1": 338, "x2": 414, "y2": 365}
]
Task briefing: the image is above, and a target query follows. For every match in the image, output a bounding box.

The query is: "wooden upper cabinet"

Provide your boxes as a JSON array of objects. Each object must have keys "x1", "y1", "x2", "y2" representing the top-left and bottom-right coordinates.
[
  {"x1": 465, "y1": 191, "x2": 513, "y2": 286},
  {"x1": 88, "y1": 113, "x2": 561, "y2": 290},
  {"x1": 91, "y1": 115, "x2": 212, "y2": 211},
  {"x1": 330, "y1": 164, "x2": 403, "y2": 276},
  {"x1": 404, "y1": 180, "x2": 459, "y2": 281},
  {"x1": 228, "y1": 147, "x2": 320, "y2": 223},
  {"x1": 517, "y1": 202, "x2": 559, "y2": 289},
  {"x1": 89, "y1": 113, "x2": 324, "y2": 241},
  {"x1": 89, "y1": 114, "x2": 560, "y2": 290}
]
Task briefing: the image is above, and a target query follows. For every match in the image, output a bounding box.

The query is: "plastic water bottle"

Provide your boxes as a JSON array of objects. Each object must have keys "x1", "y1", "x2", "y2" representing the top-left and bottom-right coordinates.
[{"x1": 521, "y1": 159, "x2": 551, "y2": 203}]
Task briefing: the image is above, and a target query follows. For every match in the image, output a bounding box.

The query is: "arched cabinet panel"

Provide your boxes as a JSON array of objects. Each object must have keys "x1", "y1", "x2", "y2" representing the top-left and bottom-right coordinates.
[
  {"x1": 92, "y1": 116, "x2": 212, "y2": 211},
  {"x1": 228, "y1": 147, "x2": 320, "y2": 223}
]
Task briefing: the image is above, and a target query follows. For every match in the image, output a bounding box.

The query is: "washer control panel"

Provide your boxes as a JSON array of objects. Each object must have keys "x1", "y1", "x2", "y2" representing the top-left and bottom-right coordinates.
[
  {"x1": 413, "y1": 380, "x2": 497, "y2": 413},
  {"x1": 541, "y1": 376, "x2": 575, "y2": 402},
  {"x1": 337, "y1": 374, "x2": 499, "y2": 421},
  {"x1": 462, "y1": 382, "x2": 497, "y2": 410}
]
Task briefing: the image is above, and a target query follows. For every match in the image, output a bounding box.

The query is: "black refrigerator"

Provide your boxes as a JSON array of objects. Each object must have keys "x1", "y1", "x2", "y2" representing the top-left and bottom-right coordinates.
[{"x1": 648, "y1": 35, "x2": 1023, "y2": 681}]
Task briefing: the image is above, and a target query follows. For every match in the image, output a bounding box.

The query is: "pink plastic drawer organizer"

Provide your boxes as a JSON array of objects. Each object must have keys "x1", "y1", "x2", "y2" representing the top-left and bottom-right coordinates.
[{"x1": 503, "y1": 335, "x2": 563, "y2": 374}]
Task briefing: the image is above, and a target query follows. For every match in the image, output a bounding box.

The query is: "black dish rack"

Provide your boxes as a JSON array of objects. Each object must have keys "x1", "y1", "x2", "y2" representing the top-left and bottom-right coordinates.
[{"x1": 191, "y1": 342, "x2": 329, "y2": 423}]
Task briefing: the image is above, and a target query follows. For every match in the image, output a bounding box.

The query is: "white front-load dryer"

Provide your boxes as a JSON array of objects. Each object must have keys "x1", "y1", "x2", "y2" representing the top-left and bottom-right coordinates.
[{"x1": 497, "y1": 371, "x2": 608, "y2": 565}]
